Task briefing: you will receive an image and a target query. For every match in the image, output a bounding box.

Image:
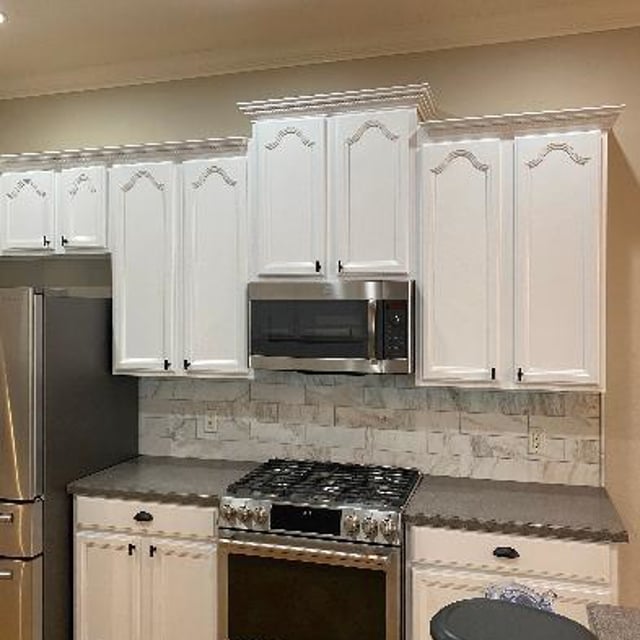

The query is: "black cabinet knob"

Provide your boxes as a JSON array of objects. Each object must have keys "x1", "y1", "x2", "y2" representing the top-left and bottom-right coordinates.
[
  {"x1": 493, "y1": 546, "x2": 520, "y2": 560},
  {"x1": 128, "y1": 543, "x2": 136, "y2": 556},
  {"x1": 149, "y1": 545, "x2": 157, "y2": 558},
  {"x1": 133, "y1": 510, "x2": 153, "y2": 523}
]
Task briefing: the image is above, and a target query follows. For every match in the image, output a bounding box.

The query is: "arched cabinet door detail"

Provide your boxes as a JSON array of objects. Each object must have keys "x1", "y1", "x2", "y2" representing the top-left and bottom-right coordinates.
[
  {"x1": 0, "y1": 170, "x2": 55, "y2": 252},
  {"x1": 182, "y1": 157, "x2": 248, "y2": 376},
  {"x1": 331, "y1": 109, "x2": 415, "y2": 276},
  {"x1": 110, "y1": 161, "x2": 177, "y2": 374},
  {"x1": 420, "y1": 139, "x2": 502, "y2": 383},
  {"x1": 251, "y1": 117, "x2": 326, "y2": 277},
  {"x1": 58, "y1": 166, "x2": 108, "y2": 251},
  {"x1": 514, "y1": 130, "x2": 602, "y2": 386}
]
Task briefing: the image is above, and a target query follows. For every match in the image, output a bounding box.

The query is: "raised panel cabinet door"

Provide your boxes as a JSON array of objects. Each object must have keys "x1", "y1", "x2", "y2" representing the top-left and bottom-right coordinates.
[
  {"x1": 411, "y1": 566, "x2": 609, "y2": 638},
  {"x1": 253, "y1": 117, "x2": 326, "y2": 276},
  {"x1": 0, "y1": 170, "x2": 55, "y2": 252},
  {"x1": 419, "y1": 140, "x2": 502, "y2": 383},
  {"x1": 75, "y1": 531, "x2": 140, "y2": 640},
  {"x1": 111, "y1": 162, "x2": 177, "y2": 374},
  {"x1": 514, "y1": 131, "x2": 603, "y2": 386},
  {"x1": 57, "y1": 166, "x2": 108, "y2": 251},
  {"x1": 144, "y1": 539, "x2": 216, "y2": 640},
  {"x1": 332, "y1": 109, "x2": 415, "y2": 276},
  {"x1": 182, "y1": 157, "x2": 248, "y2": 376}
]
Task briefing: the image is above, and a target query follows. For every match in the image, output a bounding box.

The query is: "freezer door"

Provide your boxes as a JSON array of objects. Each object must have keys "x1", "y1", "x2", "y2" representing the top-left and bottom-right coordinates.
[
  {"x1": 0, "y1": 501, "x2": 43, "y2": 558},
  {"x1": 0, "y1": 288, "x2": 41, "y2": 501},
  {"x1": 0, "y1": 556, "x2": 42, "y2": 640}
]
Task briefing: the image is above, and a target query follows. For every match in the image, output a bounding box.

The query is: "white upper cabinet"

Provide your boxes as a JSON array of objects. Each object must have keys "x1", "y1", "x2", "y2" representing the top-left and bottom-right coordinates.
[
  {"x1": 0, "y1": 170, "x2": 55, "y2": 252},
  {"x1": 418, "y1": 104, "x2": 622, "y2": 389},
  {"x1": 252, "y1": 116, "x2": 326, "y2": 277},
  {"x1": 331, "y1": 109, "x2": 415, "y2": 276},
  {"x1": 182, "y1": 157, "x2": 248, "y2": 376},
  {"x1": 111, "y1": 161, "x2": 177, "y2": 374},
  {"x1": 514, "y1": 131, "x2": 602, "y2": 386},
  {"x1": 57, "y1": 165, "x2": 108, "y2": 251},
  {"x1": 420, "y1": 139, "x2": 502, "y2": 383},
  {"x1": 239, "y1": 83, "x2": 436, "y2": 280}
]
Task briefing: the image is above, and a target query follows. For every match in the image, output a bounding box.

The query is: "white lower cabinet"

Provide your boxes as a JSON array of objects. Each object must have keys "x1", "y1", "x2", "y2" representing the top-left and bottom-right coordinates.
[
  {"x1": 75, "y1": 497, "x2": 217, "y2": 640},
  {"x1": 408, "y1": 526, "x2": 618, "y2": 640}
]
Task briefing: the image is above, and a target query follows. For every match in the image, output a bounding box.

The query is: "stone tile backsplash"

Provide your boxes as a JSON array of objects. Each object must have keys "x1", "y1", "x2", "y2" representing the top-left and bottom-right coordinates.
[{"x1": 139, "y1": 371, "x2": 602, "y2": 486}]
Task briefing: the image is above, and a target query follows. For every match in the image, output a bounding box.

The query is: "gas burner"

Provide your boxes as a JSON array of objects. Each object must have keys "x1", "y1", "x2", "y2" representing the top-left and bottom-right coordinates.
[{"x1": 220, "y1": 459, "x2": 421, "y2": 546}]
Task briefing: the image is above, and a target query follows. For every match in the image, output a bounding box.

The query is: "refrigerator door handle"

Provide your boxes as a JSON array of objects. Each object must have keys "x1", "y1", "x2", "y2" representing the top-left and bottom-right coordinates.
[
  {"x1": 0, "y1": 513, "x2": 14, "y2": 524},
  {"x1": 0, "y1": 570, "x2": 13, "y2": 580}
]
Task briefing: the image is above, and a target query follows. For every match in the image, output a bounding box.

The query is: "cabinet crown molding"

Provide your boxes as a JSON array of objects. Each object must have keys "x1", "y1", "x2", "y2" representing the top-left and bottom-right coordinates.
[
  {"x1": 0, "y1": 136, "x2": 249, "y2": 171},
  {"x1": 237, "y1": 82, "x2": 438, "y2": 121},
  {"x1": 422, "y1": 104, "x2": 624, "y2": 141}
]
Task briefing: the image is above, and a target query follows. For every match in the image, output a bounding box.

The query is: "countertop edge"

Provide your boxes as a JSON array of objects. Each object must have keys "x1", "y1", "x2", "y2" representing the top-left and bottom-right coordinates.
[
  {"x1": 405, "y1": 513, "x2": 629, "y2": 544},
  {"x1": 67, "y1": 485, "x2": 221, "y2": 508}
]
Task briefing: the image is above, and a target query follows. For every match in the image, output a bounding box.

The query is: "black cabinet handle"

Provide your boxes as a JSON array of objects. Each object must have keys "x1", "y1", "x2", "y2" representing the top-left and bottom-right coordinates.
[
  {"x1": 183, "y1": 359, "x2": 191, "y2": 370},
  {"x1": 163, "y1": 359, "x2": 171, "y2": 371},
  {"x1": 493, "y1": 546, "x2": 520, "y2": 560},
  {"x1": 60, "y1": 235, "x2": 69, "y2": 246},
  {"x1": 133, "y1": 510, "x2": 153, "y2": 523},
  {"x1": 490, "y1": 367, "x2": 496, "y2": 380},
  {"x1": 149, "y1": 545, "x2": 157, "y2": 558},
  {"x1": 43, "y1": 235, "x2": 51, "y2": 247},
  {"x1": 337, "y1": 260, "x2": 344, "y2": 273},
  {"x1": 128, "y1": 543, "x2": 136, "y2": 556},
  {"x1": 517, "y1": 367, "x2": 523, "y2": 382},
  {"x1": 315, "y1": 260, "x2": 321, "y2": 273}
]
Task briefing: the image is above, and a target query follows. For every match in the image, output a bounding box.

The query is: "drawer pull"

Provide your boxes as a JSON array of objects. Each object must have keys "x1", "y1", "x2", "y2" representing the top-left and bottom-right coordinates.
[
  {"x1": 133, "y1": 511, "x2": 154, "y2": 523},
  {"x1": 493, "y1": 546, "x2": 520, "y2": 560},
  {"x1": 0, "y1": 513, "x2": 14, "y2": 524}
]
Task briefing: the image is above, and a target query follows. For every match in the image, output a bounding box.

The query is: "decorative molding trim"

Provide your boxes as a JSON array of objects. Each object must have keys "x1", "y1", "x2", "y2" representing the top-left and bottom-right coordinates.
[
  {"x1": 122, "y1": 169, "x2": 165, "y2": 193},
  {"x1": 238, "y1": 83, "x2": 438, "y2": 121},
  {"x1": 422, "y1": 104, "x2": 625, "y2": 141},
  {"x1": 0, "y1": 137, "x2": 249, "y2": 171},
  {"x1": 431, "y1": 149, "x2": 489, "y2": 174},
  {"x1": 264, "y1": 127, "x2": 315, "y2": 150},
  {"x1": 6, "y1": 178, "x2": 47, "y2": 200},
  {"x1": 525, "y1": 142, "x2": 591, "y2": 168},
  {"x1": 192, "y1": 164, "x2": 237, "y2": 189},
  {"x1": 68, "y1": 172, "x2": 97, "y2": 197},
  {"x1": 346, "y1": 120, "x2": 399, "y2": 145}
]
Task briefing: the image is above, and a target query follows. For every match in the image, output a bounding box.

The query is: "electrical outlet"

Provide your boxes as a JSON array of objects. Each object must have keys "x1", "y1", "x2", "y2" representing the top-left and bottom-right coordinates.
[
  {"x1": 528, "y1": 427, "x2": 544, "y2": 455},
  {"x1": 196, "y1": 413, "x2": 218, "y2": 439}
]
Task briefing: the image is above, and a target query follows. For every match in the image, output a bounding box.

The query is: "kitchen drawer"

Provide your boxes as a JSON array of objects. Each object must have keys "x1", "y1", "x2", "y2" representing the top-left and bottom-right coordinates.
[
  {"x1": 409, "y1": 526, "x2": 612, "y2": 584},
  {"x1": 75, "y1": 496, "x2": 216, "y2": 540},
  {"x1": 0, "y1": 501, "x2": 42, "y2": 557}
]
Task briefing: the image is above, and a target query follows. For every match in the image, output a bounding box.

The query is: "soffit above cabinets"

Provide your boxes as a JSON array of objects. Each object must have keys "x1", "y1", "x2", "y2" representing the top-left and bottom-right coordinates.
[{"x1": 1, "y1": 0, "x2": 640, "y2": 100}]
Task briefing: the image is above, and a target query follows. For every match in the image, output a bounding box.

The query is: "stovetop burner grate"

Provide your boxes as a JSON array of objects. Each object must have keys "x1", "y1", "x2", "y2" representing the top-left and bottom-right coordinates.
[{"x1": 226, "y1": 459, "x2": 420, "y2": 509}]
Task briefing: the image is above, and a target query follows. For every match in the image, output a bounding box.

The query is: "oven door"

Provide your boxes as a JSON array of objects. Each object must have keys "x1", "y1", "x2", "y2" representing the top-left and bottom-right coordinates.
[{"x1": 218, "y1": 531, "x2": 400, "y2": 640}]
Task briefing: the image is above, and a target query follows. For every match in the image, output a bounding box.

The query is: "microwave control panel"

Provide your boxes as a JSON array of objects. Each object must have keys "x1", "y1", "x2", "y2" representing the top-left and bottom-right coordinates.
[{"x1": 382, "y1": 301, "x2": 408, "y2": 359}]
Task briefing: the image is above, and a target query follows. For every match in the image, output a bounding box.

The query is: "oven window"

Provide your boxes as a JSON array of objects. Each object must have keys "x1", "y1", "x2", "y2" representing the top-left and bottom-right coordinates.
[
  {"x1": 228, "y1": 554, "x2": 386, "y2": 640},
  {"x1": 251, "y1": 300, "x2": 370, "y2": 358}
]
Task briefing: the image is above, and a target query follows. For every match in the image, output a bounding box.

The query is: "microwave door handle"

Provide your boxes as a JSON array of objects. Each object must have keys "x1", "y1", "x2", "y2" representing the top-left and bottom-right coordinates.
[{"x1": 368, "y1": 299, "x2": 378, "y2": 362}]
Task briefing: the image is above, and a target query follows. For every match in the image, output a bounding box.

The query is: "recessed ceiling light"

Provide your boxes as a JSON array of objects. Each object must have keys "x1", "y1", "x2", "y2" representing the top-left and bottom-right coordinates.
[{"x1": 0, "y1": 13, "x2": 7, "y2": 24}]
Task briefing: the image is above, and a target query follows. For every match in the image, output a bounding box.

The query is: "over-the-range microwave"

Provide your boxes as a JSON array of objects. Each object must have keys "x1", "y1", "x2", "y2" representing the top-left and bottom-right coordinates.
[{"x1": 248, "y1": 279, "x2": 414, "y2": 374}]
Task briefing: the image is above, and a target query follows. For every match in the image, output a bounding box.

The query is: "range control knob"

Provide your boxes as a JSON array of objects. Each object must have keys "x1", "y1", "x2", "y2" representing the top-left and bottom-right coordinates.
[
  {"x1": 237, "y1": 505, "x2": 253, "y2": 525},
  {"x1": 254, "y1": 506, "x2": 269, "y2": 525},
  {"x1": 380, "y1": 517, "x2": 399, "y2": 541},
  {"x1": 344, "y1": 514, "x2": 360, "y2": 536},
  {"x1": 220, "y1": 504, "x2": 236, "y2": 523},
  {"x1": 362, "y1": 517, "x2": 379, "y2": 539}
]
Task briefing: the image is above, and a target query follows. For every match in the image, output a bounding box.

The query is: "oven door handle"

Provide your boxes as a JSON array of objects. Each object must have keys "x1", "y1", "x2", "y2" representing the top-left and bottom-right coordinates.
[{"x1": 219, "y1": 537, "x2": 397, "y2": 571}]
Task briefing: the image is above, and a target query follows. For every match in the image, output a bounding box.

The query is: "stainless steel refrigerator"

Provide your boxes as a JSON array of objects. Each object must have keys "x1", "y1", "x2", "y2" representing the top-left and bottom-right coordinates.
[{"x1": 0, "y1": 287, "x2": 138, "y2": 640}]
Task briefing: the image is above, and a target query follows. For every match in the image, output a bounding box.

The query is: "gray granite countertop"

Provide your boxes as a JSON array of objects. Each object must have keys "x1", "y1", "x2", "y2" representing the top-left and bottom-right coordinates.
[
  {"x1": 405, "y1": 475, "x2": 628, "y2": 543},
  {"x1": 588, "y1": 604, "x2": 640, "y2": 640},
  {"x1": 68, "y1": 456, "x2": 258, "y2": 506}
]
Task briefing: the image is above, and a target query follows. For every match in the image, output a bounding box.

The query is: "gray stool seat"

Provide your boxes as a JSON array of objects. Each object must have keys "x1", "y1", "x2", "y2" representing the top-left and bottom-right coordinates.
[{"x1": 430, "y1": 598, "x2": 597, "y2": 640}]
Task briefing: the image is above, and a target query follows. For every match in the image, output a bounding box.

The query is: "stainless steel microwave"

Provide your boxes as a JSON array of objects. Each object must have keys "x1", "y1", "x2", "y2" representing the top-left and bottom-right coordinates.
[{"x1": 248, "y1": 280, "x2": 413, "y2": 374}]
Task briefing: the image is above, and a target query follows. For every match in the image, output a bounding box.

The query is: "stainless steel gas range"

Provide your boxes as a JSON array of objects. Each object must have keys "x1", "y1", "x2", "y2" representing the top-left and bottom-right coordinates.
[{"x1": 217, "y1": 459, "x2": 421, "y2": 640}]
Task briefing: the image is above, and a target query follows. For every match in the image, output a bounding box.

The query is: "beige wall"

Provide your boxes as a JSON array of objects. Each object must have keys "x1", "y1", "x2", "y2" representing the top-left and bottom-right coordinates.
[{"x1": 0, "y1": 26, "x2": 639, "y2": 604}]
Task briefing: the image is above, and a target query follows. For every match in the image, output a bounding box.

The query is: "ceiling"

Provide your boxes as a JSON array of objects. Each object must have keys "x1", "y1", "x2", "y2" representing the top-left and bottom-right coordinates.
[{"x1": 1, "y1": 0, "x2": 640, "y2": 100}]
